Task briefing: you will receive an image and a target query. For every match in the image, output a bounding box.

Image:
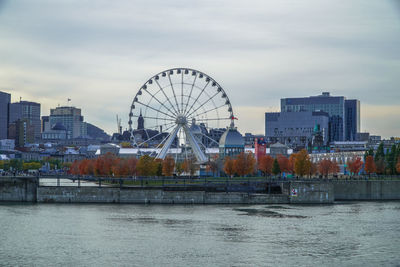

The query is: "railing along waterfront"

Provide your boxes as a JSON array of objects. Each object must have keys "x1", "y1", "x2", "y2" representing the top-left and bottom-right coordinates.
[{"x1": 35, "y1": 175, "x2": 285, "y2": 194}]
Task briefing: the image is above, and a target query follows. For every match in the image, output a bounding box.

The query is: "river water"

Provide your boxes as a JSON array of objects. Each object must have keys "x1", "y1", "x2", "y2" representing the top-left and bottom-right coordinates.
[{"x1": 1, "y1": 202, "x2": 399, "y2": 266}]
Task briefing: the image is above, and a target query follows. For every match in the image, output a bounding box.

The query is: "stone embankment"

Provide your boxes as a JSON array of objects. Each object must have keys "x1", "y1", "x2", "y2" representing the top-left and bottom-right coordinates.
[{"x1": 1, "y1": 177, "x2": 399, "y2": 204}]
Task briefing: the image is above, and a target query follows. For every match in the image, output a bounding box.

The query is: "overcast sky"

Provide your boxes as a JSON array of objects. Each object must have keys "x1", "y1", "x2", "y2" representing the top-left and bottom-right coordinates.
[{"x1": 1, "y1": 0, "x2": 399, "y2": 138}]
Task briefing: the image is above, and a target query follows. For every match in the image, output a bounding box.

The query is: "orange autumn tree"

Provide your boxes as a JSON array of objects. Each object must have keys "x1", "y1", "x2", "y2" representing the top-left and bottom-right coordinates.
[
  {"x1": 69, "y1": 160, "x2": 80, "y2": 175},
  {"x1": 137, "y1": 155, "x2": 158, "y2": 176},
  {"x1": 396, "y1": 157, "x2": 400, "y2": 174},
  {"x1": 223, "y1": 156, "x2": 235, "y2": 177},
  {"x1": 258, "y1": 155, "x2": 274, "y2": 177},
  {"x1": 277, "y1": 154, "x2": 291, "y2": 173},
  {"x1": 364, "y1": 155, "x2": 376, "y2": 175},
  {"x1": 234, "y1": 152, "x2": 256, "y2": 177},
  {"x1": 294, "y1": 149, "x2": 311, "y2": 177},
  {"x1": 162, "y1": 156, "x2": 175, "y2": 176},
  {"x1": 347, "y1": 157, "x2": 363, "y2": 176},
  {"x1": 206, "y1": 154, "x2": 219, "y2": 176},
  {"x1": 318, "y1": 159, "x2": 340, "y2": 178},
  {"x1": 126, "y1": 157, "x2": 138, "y2": 176}
]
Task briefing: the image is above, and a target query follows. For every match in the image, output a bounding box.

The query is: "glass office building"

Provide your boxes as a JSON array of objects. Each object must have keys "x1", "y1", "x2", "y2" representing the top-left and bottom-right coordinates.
[{"x1": 279, "y1": 92, "x2": 359, "y2": 142}]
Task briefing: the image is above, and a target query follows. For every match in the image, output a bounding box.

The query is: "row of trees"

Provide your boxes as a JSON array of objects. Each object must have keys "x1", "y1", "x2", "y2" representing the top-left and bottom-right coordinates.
[
  {"x1": 65, "y1": 142, "x2": 400, "y2": 178},
  {"x1": 0, "y1": 157, "x2": 64, "y2": 172},
  {"x1": 257, "y1": 149, "x2": 318, "y2": 177},
  {"x1": 364, "y1": 143, "x2": 400, "y2": 175},
  {"x1": 223, "y1": 149, "x2": 384, "y2": 178},
  {"x1": 69, "y1": 153, "x2": 199, "y2": 177}
]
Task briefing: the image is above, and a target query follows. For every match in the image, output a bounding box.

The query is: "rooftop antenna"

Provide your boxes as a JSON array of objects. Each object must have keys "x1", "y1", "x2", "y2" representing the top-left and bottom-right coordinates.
[{"x1": 116, "y1": 115, "x2": 122, "y2": 134}]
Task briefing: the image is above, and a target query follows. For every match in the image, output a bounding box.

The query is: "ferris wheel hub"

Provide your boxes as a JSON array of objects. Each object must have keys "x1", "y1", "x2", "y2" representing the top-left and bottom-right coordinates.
[{"x1": 175, "y1": 114, "x2": 187, "y2": 125}]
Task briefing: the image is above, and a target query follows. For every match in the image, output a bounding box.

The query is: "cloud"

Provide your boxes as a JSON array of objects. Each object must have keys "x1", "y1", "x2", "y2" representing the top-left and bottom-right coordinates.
[{"x1": 0, "y1": 0, "x2": 399, "y2": 138}]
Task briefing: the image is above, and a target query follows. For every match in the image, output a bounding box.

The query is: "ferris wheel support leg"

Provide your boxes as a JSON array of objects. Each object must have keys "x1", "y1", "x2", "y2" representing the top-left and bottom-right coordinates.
[
  {"x1": 156, "y1": 125, "x2": 181, "y2": 160},
  {"x1": 183, "y1": 125, "x2": 208, "y2": 163}
]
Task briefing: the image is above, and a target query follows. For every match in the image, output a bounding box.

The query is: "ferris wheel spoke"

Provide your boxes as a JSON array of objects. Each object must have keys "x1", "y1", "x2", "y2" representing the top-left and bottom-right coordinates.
[
  {"x1": 141, "y1": 89, "x2": 177, "y2": 118},
  {"x1": 168, "y1": 74, "x2": 181, "y2": 114},
  {"x1": 135, "y1": 100, "x2": 176, "y2": 120},
  {"x1": 136, "y1": 123, "x2": 176, "y2": 147},
  {"x1": 155, "y1": 79, "x2": 179, "y2": 115},
  {"x1": 198, "y1": 132, "x2": 220, "y2": 145},
  {"x1": 183, "y1": 74, "x2": 198, "y2": 114},
  {"x1": 185, "y1": 91, "x2": 220, "y2": 118},
  {"x1": 143, "y1": 121, "x2": 176, "y2": 131},
  {"x1": 188, "y1": 103, "x2": 226, "y2": 119},
  {"x1": 130, "y1": 114, "x2": 175, "y2": 122},
  {"x1": 156, "y1": 125, "x2": 181, "y2": 159},
  {"x1": 182, "y1": 125, "x2": 207, "y2": 162},
  {"x1": 184, "y1": 80, "x2": 210, "y2": 117},
  {"x1": 192, "y1": 117, "x2": 232, "y2": 122},
  {"x1": 181, "y1": 71, "x2": 184, "y2": 113}
]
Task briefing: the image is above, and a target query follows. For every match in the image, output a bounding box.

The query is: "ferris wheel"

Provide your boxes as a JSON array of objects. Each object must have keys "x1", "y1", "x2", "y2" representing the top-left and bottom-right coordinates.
[{"x1": 128, "y1": 68, "x2": 235, "y2": 162}]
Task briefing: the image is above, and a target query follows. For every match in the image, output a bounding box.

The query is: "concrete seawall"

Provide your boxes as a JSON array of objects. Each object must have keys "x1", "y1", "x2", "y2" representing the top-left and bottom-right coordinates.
[
  {"x1": 0, "y1": 177, "x2": 37, "y2": 202},
  {"x1": 37, "y1": 187, "x2": 289, "y2": 204},
  {"x1": 1, "y1": 178, "x2": 399, "y2": 204},
  {"x1": 333, "y1": 180, "x2": 400, "y2": 200}
]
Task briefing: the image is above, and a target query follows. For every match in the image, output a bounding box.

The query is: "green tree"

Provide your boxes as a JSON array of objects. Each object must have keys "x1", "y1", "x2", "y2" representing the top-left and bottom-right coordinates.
[
  {"x1": 386, "y1": 144, "x2": 397, "y2": 174},
  {"x1": 272, "y1": 158, "x2": 281, "y2": 175},
  {"x1": 10, "y1": 159, "x2": 23, "y2": 171},
  {"x1": 364, "y1": 148, "x2": 374, "y2": 160},
  {"x1": 374, "y1": 142, "x2": 386, "y2": 174}
]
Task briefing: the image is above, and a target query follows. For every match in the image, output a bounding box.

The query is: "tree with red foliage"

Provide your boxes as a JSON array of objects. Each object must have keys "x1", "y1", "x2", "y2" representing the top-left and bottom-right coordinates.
[
  {"x1": 69, "y1": 160, "x2": 80, "y2": 175},
  {"x1": 364, "y1": 155, "x2": 376, "y2": 175},
  {"x1": 182, "y1": 158, "x2": 197, "y2": 176},
  {"x1": 234, "y1": 152, "x2": 256, "y2": 177},
  {"x1": 309, "y1": 162, "x2": 318, "y2": 178},
  {"x1": 277, "y1": 154, "x2": 291, "y2": 173},
  {"x1": 162, "y1": 156, "x2": 175, "y2": 176},
  {"x1": 396, "y1": 156, "x2": 400, "y2": 174},
  {"x1": 317, "y1": 159, "x2": 339, "y2": 178},
  {"x1": 127, "y1": 157, "x2": 138, "y2": 176},
  {"x1": 258, "y1": 155, "x2": 274, "y2": 177},
  {"x1": 223, "y1": 156, "x2": 235, "y2": 177},
  {"x1": 331, "y1": 160, "x2": 340, "y2": 175},
  {"x1": 347, "y1": 157, "x2": 363, "y2": 176},
  {"x1": 318, "y1": 159, "x2": 332, "y2": 177}
]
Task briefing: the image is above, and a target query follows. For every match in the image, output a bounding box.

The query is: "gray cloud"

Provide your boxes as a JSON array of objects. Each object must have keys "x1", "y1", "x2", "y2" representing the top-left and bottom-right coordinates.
[{"x1": 0, "y1": 0, "x2": 399, "y2": 137}]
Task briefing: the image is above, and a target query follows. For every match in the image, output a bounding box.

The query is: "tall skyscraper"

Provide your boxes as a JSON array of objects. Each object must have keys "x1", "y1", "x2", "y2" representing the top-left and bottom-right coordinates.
[
  {"x1": 48, "y1": 106, "x2": 86, "y2": 139},
  {"x1": 345, "y1": 99, "x2": 360, "y2": 141},
  {"x1": 9, "y1": 101, "x2": 41, "y2": 140},
  {"x1": 0, "y1": 91, "x2": 11, "y2": 139}
]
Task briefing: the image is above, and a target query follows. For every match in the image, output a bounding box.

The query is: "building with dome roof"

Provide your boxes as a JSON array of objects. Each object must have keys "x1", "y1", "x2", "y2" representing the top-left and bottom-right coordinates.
[{"x1": 219, "y1": 123, "x2": 244, "y2": 158}]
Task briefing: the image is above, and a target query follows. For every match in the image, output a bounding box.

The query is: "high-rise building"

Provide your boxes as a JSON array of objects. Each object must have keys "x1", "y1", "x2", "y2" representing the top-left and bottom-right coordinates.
[
  {"x1": 9, "y1": 101, "x2": 41, "y2": 140},
  {"x1": 345, "y1": 99, "x2": 360, "y2": 141},
  {"x1": 48, "y1": 106, "x2": 86, "y2": 139},
  {"x1": 280, "y1": 92, "x2": 360, "y2": 142},
  {"x1": 8, "y1": 119, "x2": 35, "y2": 147},
  {"x1": 0, "y1": 91, "x2": 11, "y2": 139}
]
